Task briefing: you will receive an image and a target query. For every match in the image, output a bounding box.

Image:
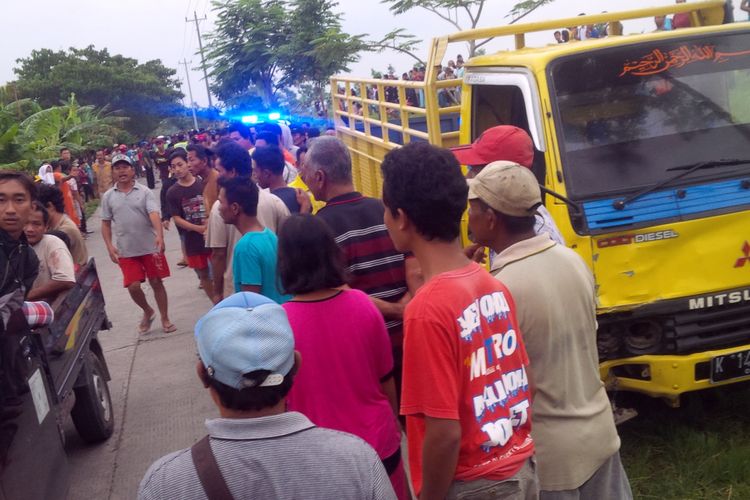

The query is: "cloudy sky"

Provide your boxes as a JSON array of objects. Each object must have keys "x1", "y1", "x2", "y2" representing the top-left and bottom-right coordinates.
[{"x1": 2, "y1": 0, "x2": 746, "y2": 107}]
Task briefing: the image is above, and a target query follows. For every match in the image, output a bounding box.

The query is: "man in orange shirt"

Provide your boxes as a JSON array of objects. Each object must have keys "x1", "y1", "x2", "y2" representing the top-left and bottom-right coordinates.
[{"x1": 381, "y1": 142, "x2": 537, "y2": 499}]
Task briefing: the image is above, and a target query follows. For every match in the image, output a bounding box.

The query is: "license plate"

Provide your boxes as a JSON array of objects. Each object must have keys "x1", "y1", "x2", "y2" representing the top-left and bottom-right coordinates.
[{"x1": 710, "y1": 349, "x2": 750, "y2": 383}]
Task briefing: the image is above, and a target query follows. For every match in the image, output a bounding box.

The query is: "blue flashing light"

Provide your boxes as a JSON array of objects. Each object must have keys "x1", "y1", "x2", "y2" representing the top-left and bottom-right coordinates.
[
  {"x1": 268, "y1": 112, "x2": 281, "y2": 121},
  {"x1": 241, "y1": 115, "x2": 259, "y2": 124}
]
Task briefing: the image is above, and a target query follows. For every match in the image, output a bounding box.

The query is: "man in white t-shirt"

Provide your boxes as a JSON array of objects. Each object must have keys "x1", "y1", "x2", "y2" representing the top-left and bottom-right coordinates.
[
  {"x1": 206, "y1": 141, "x2": 289, "y2": 303},
  {"x1": 24, "y1": 203, "x2": 76, "y2": 303}
]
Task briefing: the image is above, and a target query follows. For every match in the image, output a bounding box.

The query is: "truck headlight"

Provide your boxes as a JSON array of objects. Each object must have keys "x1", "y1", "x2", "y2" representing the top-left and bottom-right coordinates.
[{"x1": 624, "y1": 320, "x2": 663, "y2": 355}]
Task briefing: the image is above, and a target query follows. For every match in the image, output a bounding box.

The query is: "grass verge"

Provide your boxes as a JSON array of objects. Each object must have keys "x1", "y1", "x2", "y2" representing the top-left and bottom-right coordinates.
[
  {"x1": 618, "y1": 382, "x2": 750, "y2": 499},
  {"x1": 84, "y1": 199, "x2": 100, "y2": 218}
]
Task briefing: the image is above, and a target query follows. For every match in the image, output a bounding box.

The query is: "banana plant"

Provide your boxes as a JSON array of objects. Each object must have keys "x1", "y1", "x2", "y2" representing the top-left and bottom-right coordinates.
[{"x1": 0, "y1": 93, "x2": 127, "y2": 171}]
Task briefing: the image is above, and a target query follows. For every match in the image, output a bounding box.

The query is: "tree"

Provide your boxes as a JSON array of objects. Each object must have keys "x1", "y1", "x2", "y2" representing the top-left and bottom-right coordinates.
[
  {"x1": 278, "y1": 83, "x2": 331, "y2": 119},
  {"x1": 205, "y1": 0, "x2": 365, "y2": 115},
  {"x1": 151, "y1": 113, "x2": 225, "y2": 138},
  {"x1": 374, "y1": 0, "x2": 554, "y2": 60},
  {"x1": 281, "y1": 0, "x2": 367, "y2": 115},
  {"x1": 205, "y1": 0, "x2": 288, "y2": 109},
  {"x1": 12, "y1": 46, "x2": 183, "y2": 137},
  {"x1": 0, "y1": 94, "x2": 127, "y2": 171},
  {"x1": 372, "y1": 28, "x2": 426, "y2": 66}
]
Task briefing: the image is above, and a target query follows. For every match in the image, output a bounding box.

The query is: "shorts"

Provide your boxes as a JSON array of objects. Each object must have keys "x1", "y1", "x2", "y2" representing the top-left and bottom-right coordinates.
[
  {"x1": 186, "y1": 252, "x2": 210, "y2": 270},
  {"x1": 119, "y1": 253, "x2": 171, "y2": 287},
  {"x1": 446, "y1": 458, "x2": 538, "y2": 500}
]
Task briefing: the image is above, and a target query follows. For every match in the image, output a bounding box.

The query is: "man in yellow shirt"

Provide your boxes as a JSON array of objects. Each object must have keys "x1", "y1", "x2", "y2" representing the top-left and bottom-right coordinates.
[
  {"x1": 92, "y1": 149, "x2": 113, "y2": 196},
  {"x1": 289, "y1": 146, "x2": 324, "y2": 213}
]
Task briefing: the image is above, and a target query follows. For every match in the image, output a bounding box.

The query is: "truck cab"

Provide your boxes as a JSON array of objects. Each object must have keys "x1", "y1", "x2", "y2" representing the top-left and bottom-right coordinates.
[{"x1": 332, "y1": 1, "x2": 750, "y2": 405}]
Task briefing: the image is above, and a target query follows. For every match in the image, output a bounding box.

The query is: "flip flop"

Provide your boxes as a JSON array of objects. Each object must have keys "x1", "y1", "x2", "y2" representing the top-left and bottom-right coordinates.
[
  {"x1": 138, "y1": 313, "x2": 156, "y2": 334},
  {"x1": 162, "y1": 324, "x2": 177, "y2": 333}
]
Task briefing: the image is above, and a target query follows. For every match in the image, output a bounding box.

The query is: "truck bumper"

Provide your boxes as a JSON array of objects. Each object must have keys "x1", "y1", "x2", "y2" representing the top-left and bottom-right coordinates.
[{"x1": 600, "y1": 343, "x2": 750, "y2": 405}]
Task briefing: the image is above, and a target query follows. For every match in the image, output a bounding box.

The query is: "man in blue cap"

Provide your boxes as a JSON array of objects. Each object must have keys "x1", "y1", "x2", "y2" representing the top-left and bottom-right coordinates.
[{"x1": 138, "y1": 292, "x2": 396, "y2": 500}]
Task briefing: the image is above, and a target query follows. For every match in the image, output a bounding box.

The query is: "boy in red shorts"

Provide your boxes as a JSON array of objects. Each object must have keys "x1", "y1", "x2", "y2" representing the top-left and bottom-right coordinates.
[
  {"x1": 166, "y1": 149, "x2": 214, "y2": 300},
  {"x1": 380, "y1": 142, "x2": 537, "y2": 499},
  {"x1": 101, "y1": 154, "x2": 175, "y2": 334}
]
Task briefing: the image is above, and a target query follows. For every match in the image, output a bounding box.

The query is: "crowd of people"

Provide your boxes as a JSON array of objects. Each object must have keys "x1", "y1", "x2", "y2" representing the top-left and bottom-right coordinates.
[
  {"x1": 553, "y1": 0, "x2": 746, "y2": 43},
  {"x1": 552, "y1": 15, "x2": 621, "y2": 44},
  {"x1": 0, "y1": 119, "x2": 634, "y2": 499},
  {"x1": 345, "y1": 54, "x2": 465, "y2": 116}
]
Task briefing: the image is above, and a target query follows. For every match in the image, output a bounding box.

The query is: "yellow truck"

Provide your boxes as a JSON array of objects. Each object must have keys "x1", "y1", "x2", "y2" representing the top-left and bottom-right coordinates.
[{"x1": 331, "y1": 1, "x2": 750, "y2": 406}]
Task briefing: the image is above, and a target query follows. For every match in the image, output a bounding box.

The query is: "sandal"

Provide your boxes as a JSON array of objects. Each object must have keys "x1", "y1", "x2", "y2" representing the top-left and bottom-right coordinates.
[
  {"x1": 138, "y1": 313, "x2": 156, "y2": 334},
  {"x1": 162, "y1": 323, "x2": 177, "y2": 333}
]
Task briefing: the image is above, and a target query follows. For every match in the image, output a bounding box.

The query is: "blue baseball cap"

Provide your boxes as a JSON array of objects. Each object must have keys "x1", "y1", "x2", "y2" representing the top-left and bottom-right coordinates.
[{"x1": 195, "y1": 293, "x2": 295, "y2": 389}]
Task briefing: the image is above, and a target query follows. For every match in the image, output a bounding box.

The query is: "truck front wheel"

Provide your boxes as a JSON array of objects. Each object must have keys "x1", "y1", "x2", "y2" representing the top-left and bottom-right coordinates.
[{"x1": 71, "y1": 350, "x2": 114, "y2": 443}]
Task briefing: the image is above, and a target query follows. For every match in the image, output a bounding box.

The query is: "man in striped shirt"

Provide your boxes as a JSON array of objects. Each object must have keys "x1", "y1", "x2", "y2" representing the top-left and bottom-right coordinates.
[{"x1": 302, "y1": 137, "x2": 419, "y2": 392}]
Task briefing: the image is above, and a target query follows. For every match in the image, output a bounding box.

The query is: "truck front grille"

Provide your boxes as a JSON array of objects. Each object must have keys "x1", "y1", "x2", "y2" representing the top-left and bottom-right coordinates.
[{"x1": 598, "y1": 300, "x2": 750, "y2": 360}]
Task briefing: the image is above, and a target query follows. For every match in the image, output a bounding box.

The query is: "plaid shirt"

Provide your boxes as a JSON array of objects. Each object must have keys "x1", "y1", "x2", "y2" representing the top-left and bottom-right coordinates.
[{"x1": 22, "y1": 301, "x2": 54, "y2": 328}]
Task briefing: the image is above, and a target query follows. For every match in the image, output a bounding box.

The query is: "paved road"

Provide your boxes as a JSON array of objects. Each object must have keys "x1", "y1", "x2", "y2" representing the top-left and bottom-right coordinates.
[{"x1": 64, "y1": 180, "x2": 215, "y2": 500}]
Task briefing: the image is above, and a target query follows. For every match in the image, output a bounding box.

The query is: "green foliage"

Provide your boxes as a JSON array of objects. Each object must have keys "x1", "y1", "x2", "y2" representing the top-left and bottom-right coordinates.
[
  {"x1": 371, "y1": 28, "x2": 426, "y2": 66},
  {"x1": 206, "y1": 0, "x2": 365, "y2": 115},
  {"x1": 507, "y1": 0, "x2": 555, "y2": 22},
  {"x1": 619, "y1": 386, "x2": 750, "y2": 499},
  {"x1": 12, "y1": 46, "x2": 183, "y2": 138},
  {"x1": 84, "y1": 199, "x2": 100, "y2": 219},
  {"x1": 0, "y1": 93, "x2": 126, "y2": 172},
  {"x1": 151, "y1": 113, "x2": 225, "y2": 138},
  {"x1": 277, "y1": 83, "x2": 331, "y2": 119},
  {"x1": 282, "y1": 0, "x2": 367, "y2": 107},
  {"x1": 384, "y1": 0, "x2": 484, "y2": 18},
  {"x1": 206, "y1": 0, "x2": 288, "y2": 108}
]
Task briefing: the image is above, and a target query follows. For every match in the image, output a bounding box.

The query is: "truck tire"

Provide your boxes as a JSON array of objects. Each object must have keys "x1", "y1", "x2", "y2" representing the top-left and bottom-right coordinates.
[{"x1": 71, "y1": 350, "x2": 114, "y2": 443}]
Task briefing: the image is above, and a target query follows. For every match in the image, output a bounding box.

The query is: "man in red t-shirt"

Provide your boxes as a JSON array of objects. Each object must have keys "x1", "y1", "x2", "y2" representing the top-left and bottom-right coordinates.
[{"x1": 380, "y1": 142, "x2": 537, "y2": 499}]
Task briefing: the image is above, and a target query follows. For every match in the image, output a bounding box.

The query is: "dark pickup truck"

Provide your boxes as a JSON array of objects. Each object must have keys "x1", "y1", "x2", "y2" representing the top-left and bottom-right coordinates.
[{"x1": 0, "y1": 259, "x2": 113, "y2": 500}]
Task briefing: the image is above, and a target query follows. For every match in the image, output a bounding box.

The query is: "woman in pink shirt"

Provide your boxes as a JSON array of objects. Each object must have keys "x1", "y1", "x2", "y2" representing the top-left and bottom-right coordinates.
[{"x1": 278, "y1": 214, "x2": 406, "y2": 499}]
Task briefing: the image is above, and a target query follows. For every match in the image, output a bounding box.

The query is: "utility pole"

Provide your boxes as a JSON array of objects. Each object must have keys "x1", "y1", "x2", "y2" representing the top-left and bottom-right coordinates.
[
  {"x1": 179, "y1": 59, "x2": 199, "y2": 130},
  {"x1": 186, "y1": 11, "x2": 213, "y2": 109}
]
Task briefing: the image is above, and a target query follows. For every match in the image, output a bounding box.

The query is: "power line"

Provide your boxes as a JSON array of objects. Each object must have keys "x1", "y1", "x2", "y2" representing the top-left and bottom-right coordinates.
[
  {"x1": 186, "y1": 11, "x2": 213, "y2": 109},
  {"x1": 179, "y1": 59, "x2": 199, "y2": 130}
]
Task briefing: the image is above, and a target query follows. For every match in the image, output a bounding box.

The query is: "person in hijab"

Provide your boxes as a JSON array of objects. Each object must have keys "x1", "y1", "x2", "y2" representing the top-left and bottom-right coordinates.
[{"x1": 38, "y1": 164, "x2": 55, "y2": 185}]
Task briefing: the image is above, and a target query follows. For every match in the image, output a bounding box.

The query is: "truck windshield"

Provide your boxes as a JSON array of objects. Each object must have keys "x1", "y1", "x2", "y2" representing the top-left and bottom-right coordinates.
[{"x1": 550, "y1": 31, "x2": 750, "y2": 200}]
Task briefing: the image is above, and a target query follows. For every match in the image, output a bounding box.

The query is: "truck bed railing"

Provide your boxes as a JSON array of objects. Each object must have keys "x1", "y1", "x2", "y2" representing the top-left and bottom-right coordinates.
[{"x1": 331, "y1": 76, "x2": 462, "y2": 147}]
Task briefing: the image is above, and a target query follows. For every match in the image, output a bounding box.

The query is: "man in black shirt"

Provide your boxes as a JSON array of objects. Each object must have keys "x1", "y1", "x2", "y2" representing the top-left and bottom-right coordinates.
[
  {"x1": 301, "y1": 137, "x2": 420, "y2": 395},
  {"x1": 253, "y1": 146, "x2": 301, "y2": 214},
  {"x1": 166, "y1": 150, "x2": 213, "y2": 300},
  {"x1": 0, "y1": 171, "x2": 39, "y2": 332}
]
